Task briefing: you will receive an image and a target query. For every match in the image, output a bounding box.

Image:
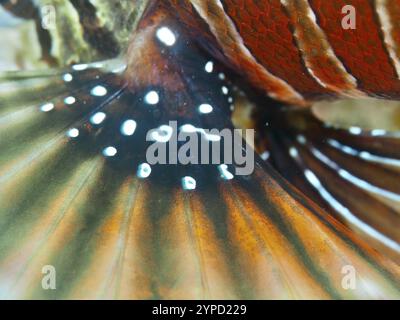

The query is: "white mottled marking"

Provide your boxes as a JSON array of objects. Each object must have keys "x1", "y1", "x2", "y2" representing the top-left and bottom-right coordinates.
[
  {"x1": 103, "y1": 146, "x2": 117, "y2": 157},
  {"x1": 40, "y1": 103, "x2": 54, "y2": 112},
  {"x1": 67, "y1": 128, "x2": 79, "y2": 138},
  {"x1": 91, "y1": 85, "x2": 108, "y2": 97},
  {"x1": 137, "y1": 163, "x2": 152, "y2": 178},
  {"x1": 90, "y1": 112, "x2": 106, "y2": 125},
  {"x1": 198, "y1": 103, "x2": 214, "y2": 114},
  {"x1": 145, "y1": 91, "x2": 160, "y2": 105},
  {"x1": 121, "y1": 119, "x2": 137, "y2": 136},
  {"x1": 156, "y1": 27, "x2": 177, "y2": 46},
  {"x1": 182, "y1": 176, "x2": 197, "y2": 190}
]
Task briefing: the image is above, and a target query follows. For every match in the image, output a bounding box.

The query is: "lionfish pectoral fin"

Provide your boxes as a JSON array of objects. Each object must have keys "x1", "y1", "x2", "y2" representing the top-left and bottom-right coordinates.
[{"x1": 0, "y1": 3, "x2": 399, "y2": 300}]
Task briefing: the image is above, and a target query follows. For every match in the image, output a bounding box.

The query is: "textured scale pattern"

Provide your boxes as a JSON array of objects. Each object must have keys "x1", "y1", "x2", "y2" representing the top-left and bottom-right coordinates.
[
  {"x1": 309, "y1": 0, "x2": 400, "y2": 97},
  {"x1": 221, "y1": 0, "x2": 333, "y2": 98}
]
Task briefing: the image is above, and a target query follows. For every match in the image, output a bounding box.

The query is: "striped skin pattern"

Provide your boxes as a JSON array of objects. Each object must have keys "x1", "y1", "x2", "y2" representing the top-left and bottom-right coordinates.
[
  {"x1": 168, "y1": 0, "x2": 307, "y2": 105},
  {"x1": 0, "y1": 0, "x2": 399, "y2": 299},
  {"x1": 375, "y1": 0, "x2": 400, "y2": 79},
  {"x1": 309, "y1": 0, "x2": 400, "y2": 96},
  {"x1": 180, "y1": 0, "x2": 400, "y2": 103}
]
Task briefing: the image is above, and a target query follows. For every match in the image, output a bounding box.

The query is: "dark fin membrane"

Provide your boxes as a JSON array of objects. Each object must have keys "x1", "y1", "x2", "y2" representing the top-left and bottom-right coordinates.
[
  {"x1": 0, "y1": 7, "x2": 398, "y2": 299},
  {"x1": 256, "y1": 107, "x2": 400, "y2": 262}
]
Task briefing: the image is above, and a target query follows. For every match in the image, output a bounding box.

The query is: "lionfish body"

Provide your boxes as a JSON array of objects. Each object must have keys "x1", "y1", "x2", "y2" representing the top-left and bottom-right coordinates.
[
  {"x1": 0, "y1": 0, "x2": 399, "y2": 299},
  {"x1": 164, "y1": 0, "x2": 400, "y2": 104}
]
